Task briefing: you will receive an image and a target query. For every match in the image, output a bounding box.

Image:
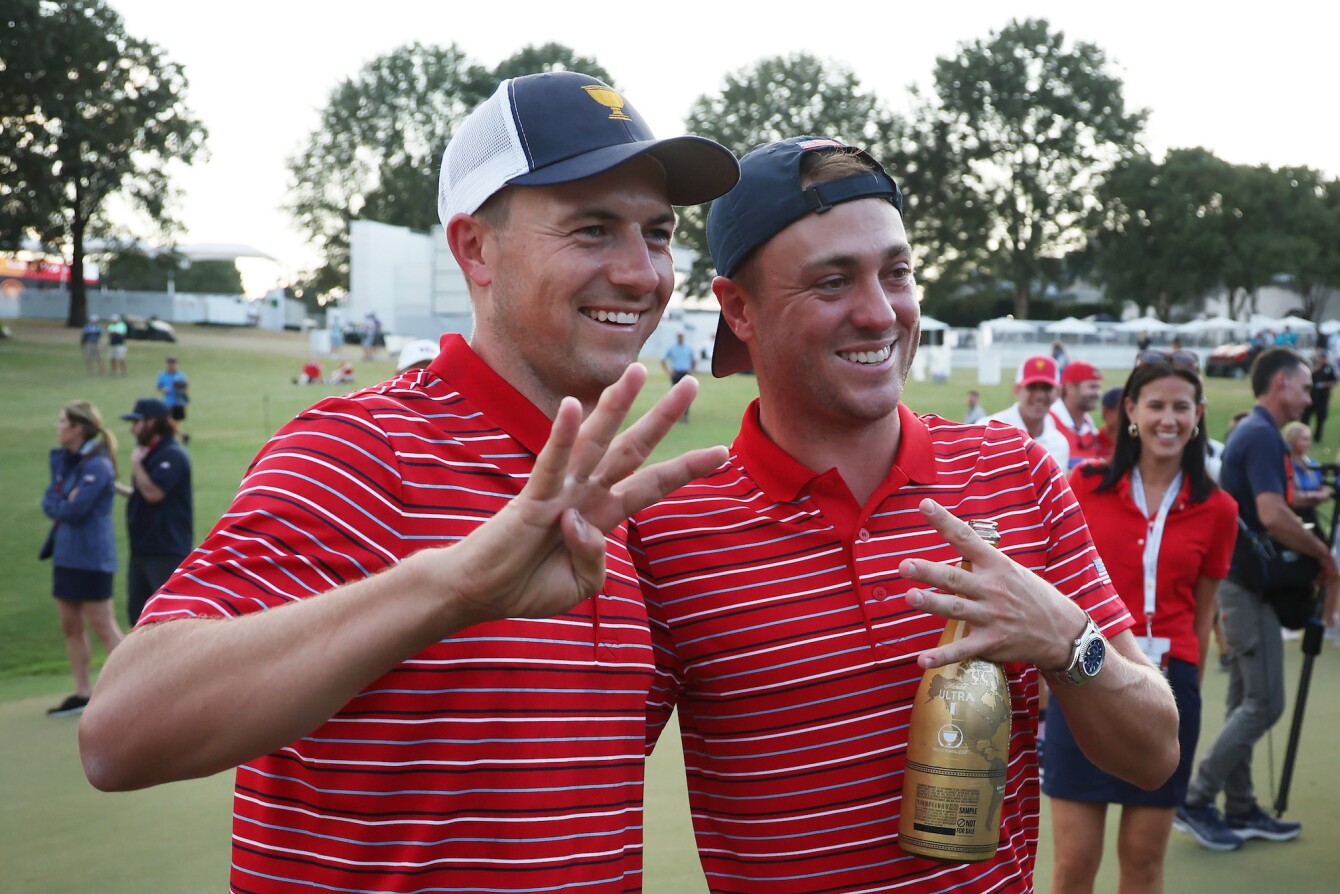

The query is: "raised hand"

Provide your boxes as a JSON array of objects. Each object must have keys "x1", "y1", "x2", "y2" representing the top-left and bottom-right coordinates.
[
  {"x1": 898, "y1": 498, "x2": 1085, "y2": 671},
  {"x1": 441, "y1": 363, "x2": 728, "y2": 625}
]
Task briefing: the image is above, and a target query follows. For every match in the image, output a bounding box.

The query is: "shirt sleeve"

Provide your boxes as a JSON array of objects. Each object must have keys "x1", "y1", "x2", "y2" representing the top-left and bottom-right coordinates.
[
  {"x1": 42, "y1": 455, "x2": 114, "y2": 523},
  {"x1": 144, "y1": 446, "x2": 188, "y2": 493},
  {"x1": 140, "y1": 398, "x2": 405, "y2": 624}
]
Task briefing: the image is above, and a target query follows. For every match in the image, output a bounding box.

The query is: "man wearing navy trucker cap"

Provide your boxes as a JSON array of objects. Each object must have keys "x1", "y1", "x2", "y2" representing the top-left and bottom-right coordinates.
[
  {"x1": 82, "y1": 72, "x2": 737, "y2": 893},
  {"x1": 632, "y1": 136, "x2": 1178, "y2": 892}
]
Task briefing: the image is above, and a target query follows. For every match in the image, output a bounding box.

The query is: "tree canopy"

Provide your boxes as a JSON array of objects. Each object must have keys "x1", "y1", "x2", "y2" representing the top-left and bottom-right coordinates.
[
  {"x1": 678, "y1": 53, "x2": 901, "y2": 298},
  {"x1": 0, "y1": 0, "x2": 207, "y2": 325},
  {"x1": 905, "y1": 18, "x2": 1144, "y2": 318},
  {"x1": 286, "y1": 43, "x2": 612, "y2": 301}
]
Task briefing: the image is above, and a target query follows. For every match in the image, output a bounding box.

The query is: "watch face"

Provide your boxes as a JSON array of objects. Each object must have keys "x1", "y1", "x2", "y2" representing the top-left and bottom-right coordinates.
[{"x1": 1082, "y1": 638, "x2": 1105, "y2": 677}]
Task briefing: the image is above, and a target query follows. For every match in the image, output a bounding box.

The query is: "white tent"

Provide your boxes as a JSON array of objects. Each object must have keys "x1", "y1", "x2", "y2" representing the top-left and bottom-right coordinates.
[
  {"x1": 1319, "y1": 319, "x2": 1340, "y2": 335},
  {"x1": 980, "y1": 316, "x2": 1038, "y2": 335},
  {"x1": 1178, "y1": 315, "x2": 1243, "y2": 335},
  {"x1": 1276, "y1": 314, "x2": 1316, "y2": 332},
  {"x1": 1044, "y1": 316, "x2": 1098, "y2": 336},
  {"x1": 1115, "y1": 315, "x2": 1174, "y2": 333},
  {"x1": 921, "y1": 315, "x2": 949, "y2": 331}
]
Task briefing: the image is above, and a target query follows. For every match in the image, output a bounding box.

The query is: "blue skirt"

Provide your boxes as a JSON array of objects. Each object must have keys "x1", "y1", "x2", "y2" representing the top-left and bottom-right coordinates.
[
  {"x1": 1042, "y1": 658, "x2": 1200, "y2": 807},
  {"x1": 53, "y1": 566, "x2": 115, "y2": 602}
]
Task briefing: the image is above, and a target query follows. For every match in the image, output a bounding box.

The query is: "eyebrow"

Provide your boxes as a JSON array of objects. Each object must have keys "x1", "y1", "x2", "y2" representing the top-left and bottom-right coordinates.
[
  {"x1": 563, "y1": 208, "x2": 677, "y2": 229},
  {"x1": 798, "y1": 241, "x2": 912, "y2": 275}
]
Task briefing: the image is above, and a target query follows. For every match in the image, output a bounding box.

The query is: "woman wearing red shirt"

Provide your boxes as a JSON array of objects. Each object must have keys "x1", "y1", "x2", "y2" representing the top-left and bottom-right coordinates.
[{"x1": 1047, "y1": 359, "x2": 1238, "y2": 894}]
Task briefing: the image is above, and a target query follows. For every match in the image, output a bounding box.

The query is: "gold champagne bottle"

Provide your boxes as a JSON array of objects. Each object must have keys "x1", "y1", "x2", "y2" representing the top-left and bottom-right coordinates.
[{"x1": 898, "y1": 519, "x2": 1011, "y2": 863}]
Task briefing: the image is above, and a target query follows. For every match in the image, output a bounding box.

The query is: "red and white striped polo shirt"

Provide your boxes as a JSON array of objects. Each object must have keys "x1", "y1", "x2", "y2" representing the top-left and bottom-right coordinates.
[
  {"x1": 143, "y1": 335, "x2": 654, "y2": 894},
  {"x1": 632, "y1": 402, "x2": 1132, "y2": 894}
]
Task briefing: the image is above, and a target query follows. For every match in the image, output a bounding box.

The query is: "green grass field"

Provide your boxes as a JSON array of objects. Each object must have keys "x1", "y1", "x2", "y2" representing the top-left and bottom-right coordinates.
[{"x1": 3, "y1": 318, "x2": 1339, "y2": 891}]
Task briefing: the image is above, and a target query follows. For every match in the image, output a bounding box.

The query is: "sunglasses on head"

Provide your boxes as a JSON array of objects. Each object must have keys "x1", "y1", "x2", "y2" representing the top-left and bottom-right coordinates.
[{"x1": 1137, "y1": 349, "x2": 1199, "y2": 370}]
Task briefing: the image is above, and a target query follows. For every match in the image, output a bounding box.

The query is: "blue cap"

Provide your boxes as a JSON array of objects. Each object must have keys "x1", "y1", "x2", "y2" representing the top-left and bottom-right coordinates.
[
  {"x1": 121, "y1": 398, "x2": 169, "y2": 421},
  {"x1": 438, "y1": 71, "x2": 739, "y2": 224},
  {"x1": 706, "y1": 136, "x2": 903, "y2": 376}
]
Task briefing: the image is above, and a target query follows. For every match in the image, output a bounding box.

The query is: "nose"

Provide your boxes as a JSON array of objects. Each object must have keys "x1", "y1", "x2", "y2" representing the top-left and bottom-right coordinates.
[
  {"x1": 606, "y1": 231, "x2": 664, "y2": 298},
  {"x1": 850, "y1": 272, "x2": 899, "y2": 332}
]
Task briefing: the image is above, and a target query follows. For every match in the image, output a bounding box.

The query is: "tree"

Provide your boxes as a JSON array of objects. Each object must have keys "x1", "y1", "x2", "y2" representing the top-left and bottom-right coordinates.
[
  {"x1": 905, "y1": 18, "x2": 1145, "y2": 317},
  {"x1": 679, "y1": 54, "x2": 902, "y2": 298},
  {"x1": 491, "y1": 43, "x2": 611, "y2": 84},
  {"x1": 0, "y1": 0, "x2": 207, "y2": 326},
  {"x1": 287, "y1": 43, "x2": 612, "y2": 301},
  {"x1": 102, "y1": 250, "x2": 242, "y2": 294},
  {"x1": 1091, "y1": 148, "x2": 1234, "y2": 320}
]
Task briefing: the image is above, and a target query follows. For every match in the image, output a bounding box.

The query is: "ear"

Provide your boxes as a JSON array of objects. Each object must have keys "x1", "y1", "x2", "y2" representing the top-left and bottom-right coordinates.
[
  {"x1": 712, "y1": 274, "x2": 753, "y2": 346},
  {"x1": 1123, "y1": 396, "x2": 1137, "y2": 420},
  {"x1": 446, "y1": 213, "x2": 493, "y2": 289}
]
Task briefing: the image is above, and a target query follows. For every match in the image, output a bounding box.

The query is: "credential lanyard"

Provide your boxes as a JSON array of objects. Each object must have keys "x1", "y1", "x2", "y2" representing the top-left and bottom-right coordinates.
[{"x1": 1129, "y1": 467, "x2": 1182, "y2": 635}]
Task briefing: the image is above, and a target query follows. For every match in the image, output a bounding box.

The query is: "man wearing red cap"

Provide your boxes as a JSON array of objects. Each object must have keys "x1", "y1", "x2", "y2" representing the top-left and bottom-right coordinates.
[
  {"x1": 1052, "y1": 360, "x2": 1105, "y2": 467},
  {"x1": 987, "y1": 354, "x2": 1071, "y2": 468}
]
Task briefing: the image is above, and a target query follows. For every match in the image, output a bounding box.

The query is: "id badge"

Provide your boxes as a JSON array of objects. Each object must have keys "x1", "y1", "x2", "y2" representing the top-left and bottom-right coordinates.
[{"x1": 1136, "y1": 635, "x2": 1171, "y2": 668}]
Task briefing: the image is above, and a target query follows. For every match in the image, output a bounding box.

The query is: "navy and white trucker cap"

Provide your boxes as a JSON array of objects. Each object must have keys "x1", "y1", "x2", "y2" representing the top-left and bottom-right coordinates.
[
  {"x1": 438, "y1": 71, "x2": 739, "y2": 225},
  {"x1": 705, "y1": 136, "x2": 903, "y2": 377}
]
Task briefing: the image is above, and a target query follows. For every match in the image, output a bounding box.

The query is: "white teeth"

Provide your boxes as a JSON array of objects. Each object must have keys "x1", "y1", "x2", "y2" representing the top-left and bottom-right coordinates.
[
  {"x1": 585, "y1": 309, "x2": 640, "y2": 325},
  {"x1": 839, "y1": 346, "x2": 892, "y2": 364}
]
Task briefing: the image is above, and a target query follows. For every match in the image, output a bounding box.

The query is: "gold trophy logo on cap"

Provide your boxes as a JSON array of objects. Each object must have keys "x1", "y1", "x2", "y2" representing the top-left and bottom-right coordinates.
[{"x1": 582, "y1": 85, "x2": 632, "y2": 121}]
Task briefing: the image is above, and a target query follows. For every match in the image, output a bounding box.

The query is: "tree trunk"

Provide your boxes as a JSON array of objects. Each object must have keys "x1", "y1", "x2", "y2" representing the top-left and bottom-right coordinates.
[
  {"x1": 1012, "y1": 282, "x2": 1030, "y2": 320},
  {"x1": 66, "y1": 182, "x2": 87, "y2": 328}
]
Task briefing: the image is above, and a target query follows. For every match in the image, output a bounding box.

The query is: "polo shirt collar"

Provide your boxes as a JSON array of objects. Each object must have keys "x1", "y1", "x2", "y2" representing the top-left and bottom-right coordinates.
[
  {"x1": 1114, "y1": 465, "x2": 1193, "y2": 513},
  {"x1": 429, "y1": 334, "x2": 552, "y2": 456},
  {"x1": 732, "y1": 399, "x2": 936, "y2": 504}
]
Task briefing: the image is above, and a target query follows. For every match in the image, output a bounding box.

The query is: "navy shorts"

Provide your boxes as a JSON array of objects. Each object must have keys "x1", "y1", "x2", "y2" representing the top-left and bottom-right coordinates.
[
  {"x1": 53, "y1": 566, "x2": 115, "y2": 602},
  {"x1": 1042, "y1": 657, "x2": 1200, "y2": 807}
]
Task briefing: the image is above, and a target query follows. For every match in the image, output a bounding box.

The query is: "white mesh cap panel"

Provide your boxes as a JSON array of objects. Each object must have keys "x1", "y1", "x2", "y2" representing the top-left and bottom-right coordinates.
[{"x1": 437, "y1": 80, "x2": 530, "y2": 227}]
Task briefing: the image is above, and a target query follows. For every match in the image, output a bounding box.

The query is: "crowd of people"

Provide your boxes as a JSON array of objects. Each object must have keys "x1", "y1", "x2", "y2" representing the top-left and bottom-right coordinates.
[{"x1": 33, "y1": 69, "x2": 1338, "y2": 893}]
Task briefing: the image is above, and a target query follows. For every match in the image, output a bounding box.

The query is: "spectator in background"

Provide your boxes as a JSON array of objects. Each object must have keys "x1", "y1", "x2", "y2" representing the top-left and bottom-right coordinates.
[
  {"x1": 662, "y1": 332, "x2": 696, "y2": 423},
  {"x1": 1052, "y1": 339, "x2": 1070, "y2": 374},
  {"x1": 81, "y1": 316, "x2": 105, "y2": 376},
  {"x1": 1052, "y1": 360, "x2": 1104, "y2": 468},
  {"x1": 294, "y1": 357, "x2": 323, "y2": 385},
  {"x1": 395, "y1": 339, "x2": 440, "y2": 374},
  {"x1": 1301, "y1": 347, "x2": 1337, "y2": 442},
  {"x1": 1096, "y1": 385, "x2": 1123, "y2": 461},
  {"x1": 1282, "y1": 421, "x2": 1328, "y2": 531},
  {"x1": 117, "y1": 398, "x2": 193, "y2": 627},
  {"x1": 1275, "y1": 325, "x2": 1298, "y2": 348},
  {"x1": 155, "y1": 355, "x2": 189, "y2": 428},
  {"x1": 325, "y1": 358, "x2": 355, "y2": 384},
  {"x1": 1051, "y1": 358, "x2": 1237, "y2": 893},
  {"x1": 362, "y1": 312, "x2": 384, "y2": 360},
  {"x1": 41, "y1": 399, "x2": 124, "y2": 716},
  {"x1": 1176, "y1": 348, "x2": 1330, "y2": 850},
  {"x1": 106, "y1": 315, "x2": 128, "y2": 377},
  {"x1": 964, "y1": 388, "x2": 986, "y2": 424},
  {"x1": 987, "y1": 355, "x2": 1070, "y2": 468}
]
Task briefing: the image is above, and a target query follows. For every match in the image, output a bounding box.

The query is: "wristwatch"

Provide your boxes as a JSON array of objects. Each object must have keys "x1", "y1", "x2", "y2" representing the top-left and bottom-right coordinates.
[{"x1": 1055, "y1": 615, "x2": 1106, "y2": 685}]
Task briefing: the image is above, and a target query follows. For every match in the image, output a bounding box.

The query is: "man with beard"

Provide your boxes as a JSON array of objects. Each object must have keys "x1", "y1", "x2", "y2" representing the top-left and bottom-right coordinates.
[
  {"x1": 1051, "y1": 360, "x2": 1104, "y2": 467},
  {"x1": 632, "y1": 136, "x2": 1177, "y2": 893},
  {"x1": 117, "y1": 398, "x2": 193, "y2": 627}
]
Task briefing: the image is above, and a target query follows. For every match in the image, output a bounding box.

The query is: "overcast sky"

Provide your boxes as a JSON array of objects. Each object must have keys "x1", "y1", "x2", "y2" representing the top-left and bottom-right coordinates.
[{"x1": 108, "y1": 0, "x2": 1340, "y2": 293}]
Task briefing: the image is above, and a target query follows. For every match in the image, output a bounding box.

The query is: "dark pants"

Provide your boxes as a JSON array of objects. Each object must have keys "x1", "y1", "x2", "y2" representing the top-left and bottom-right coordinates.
[
  {"x1": 1303, "y1": 395, "x2": 1330, "y2": 441},
  {"x1": 127, "y1": 553, "x2": 188, "y2": 626}
]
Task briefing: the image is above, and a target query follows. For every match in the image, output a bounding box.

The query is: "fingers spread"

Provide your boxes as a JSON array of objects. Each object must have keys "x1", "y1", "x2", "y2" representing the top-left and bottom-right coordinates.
[
  {"x1": 525, "y1": 397, "x2": 583, "y2": 504},
  {"x1": 917, "y1": 498, "x2": 996, "y2": 569},
  {"x1": 593, "y1": 375, "x2": 701, "y2": 487},
  {"x1": 607, "y1": 445, "x2": 729, "y2": 522},
  {"x1": 568, "y1": 364, "x2": 647, "y2": 485}
]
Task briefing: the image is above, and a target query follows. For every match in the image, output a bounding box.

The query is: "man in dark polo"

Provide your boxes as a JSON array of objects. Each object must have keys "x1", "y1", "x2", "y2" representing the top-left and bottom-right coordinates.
[{"x1": 118, "y1": 398, "x2": 193, "y2": 626}]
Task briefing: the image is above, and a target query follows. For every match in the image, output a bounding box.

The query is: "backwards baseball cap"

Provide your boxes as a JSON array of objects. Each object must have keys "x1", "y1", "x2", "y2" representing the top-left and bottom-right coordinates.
[
  {"x1": 438, "y1": 71, "x2": 739, "y2": 226},
  {"x1": 706, "y1": 136, "x2": 904, "y2": 377},
  {"x1": 1061, "y1": 360, "x2": 1102, "y2": 385},
  {"x1": 1101, "y1": 386, "x2": 1124, "y2": 410},
  {"x1": 120, "y1": 398, "x2": 169, "y2": 421},
  {"x1": 1016, "y1": 355, "x2": 1060, "y2": 387}
]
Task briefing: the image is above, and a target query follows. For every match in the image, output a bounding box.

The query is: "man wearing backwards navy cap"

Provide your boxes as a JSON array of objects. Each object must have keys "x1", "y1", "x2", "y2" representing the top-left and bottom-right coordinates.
[
  {"x1": 82, "y1": 72, "x2": 737, "y2": 894},
  {"x1": 116, "y1": 398, "x2": 192, "y2": 628},
  {"x1": 632, "y1": 136, "x2": 1177, "y2": 892}
]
